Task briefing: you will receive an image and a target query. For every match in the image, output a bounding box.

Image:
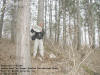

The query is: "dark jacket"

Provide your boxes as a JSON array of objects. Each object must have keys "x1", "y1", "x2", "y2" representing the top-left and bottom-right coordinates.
[
  {"x1": 31, "y1": 29, "x2": 36, "y2": 40},
  {"x1": 31, "y1": 29, "x2": 45, "y2": 40}
]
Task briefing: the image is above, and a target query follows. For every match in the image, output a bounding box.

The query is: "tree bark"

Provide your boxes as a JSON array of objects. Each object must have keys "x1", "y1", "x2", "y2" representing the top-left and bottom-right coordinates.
[{"x1": 16, "y1": 0, "x2": 31, "y2": 75}]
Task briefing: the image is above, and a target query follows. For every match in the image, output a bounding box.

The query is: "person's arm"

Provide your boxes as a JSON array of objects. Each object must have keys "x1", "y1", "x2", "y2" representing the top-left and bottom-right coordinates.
[
  {"x1": 31, "y1": 29, "x2": 35, "y2": 33},
  {"x1": 30, "y1": 29, "x2": 36, "y2": 37},
  {"x1": 30, "y1": 29, "x2": 36, "y2": 40}
]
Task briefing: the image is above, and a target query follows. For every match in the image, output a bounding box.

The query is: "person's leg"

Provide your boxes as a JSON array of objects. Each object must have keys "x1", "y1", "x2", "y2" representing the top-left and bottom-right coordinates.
[
  {"x1": 39, "y1": 39, "x2": 44, "y2": 57},
  {"x1": 33, "y1": 39, "x2": 39, "y2": 57}
]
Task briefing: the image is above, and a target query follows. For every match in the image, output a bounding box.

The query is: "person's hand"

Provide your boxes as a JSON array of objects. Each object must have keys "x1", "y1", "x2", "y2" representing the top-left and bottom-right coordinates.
[{"x1": 39, "y1": 23, "x2": 44, "y2": 27}]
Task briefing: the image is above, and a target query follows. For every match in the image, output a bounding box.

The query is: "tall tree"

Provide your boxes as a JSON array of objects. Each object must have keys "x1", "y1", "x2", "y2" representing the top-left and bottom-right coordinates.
[
  {"x1": 54, "y1": 0, "x2": 58, "y2": 42},
  {"x1": 76, "y1": 0, "x2": 81, "y2": 50},
  {"x1": 11, "y1": 0, "x2": 17, "y2": 43},
  {"x1": 0, "y1": 0, "x2": 6, "y2": 38},
  {"x1": 62, "y1": 0, "x2": 66, "y2": 48},
  {"x1": 49, "y1": 0, "x2": 53, "y2": 39},
  {"x1": 44, "y1": 0, "x2": 47, "y2": 39},
  {"x1": 98, "y1": 13, "x2": 100, "y2": 47},
  {"x1": 37, "y1": 0, "x2": 44, "y2": 25},
  {"x1": 87, "y1": 0, "x2": 95, "y2": 48},
  {"x1": 96, "y1": 0, "x2": 100, "y2": 47},
  {"x1": 57, "y1": 0, "x2": 61, "y2": 43},
  {"x1": 73, "y1": 0, "x2": 78, "y2": 48},
  {"x1": 16, "y1": 0, "x2": 31, "y2": 75}
]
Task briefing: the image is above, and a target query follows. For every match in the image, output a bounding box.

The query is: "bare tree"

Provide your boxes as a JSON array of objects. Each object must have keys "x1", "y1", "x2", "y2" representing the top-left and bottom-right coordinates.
[
  {"x1": 37, "y1": 0, "x2": 44, "y2": 25},
  {"x1": 11, "y1": 0, "x2": 17, "y2": 43},
  {"x1": 49, "y1": 0, "x2": 53, "y2": 39},
  {"x1": 62, "y1": 0, "x2": 66, "y2": 48},
  {"x1": 76, "y1": 0, "x2": 81, "y2": 50},
  {"x1": 44, "y1": 0, "x2": 47, "y2": 39},
  {"x1": 87, "y1": 0, "x2": 95, "y2": 48},
  {"x1": 54, "y1": 0, "x2": 58, "y2": 42},
  {"x1": 16, "y1": 0, "x2": 31, "y2": 75},
  {"x1": 57, "y1": 0, "x2": 61, "y2": 43},
  {"x1": 0, "y1": 0, "x2": 6, "y2": 38}
]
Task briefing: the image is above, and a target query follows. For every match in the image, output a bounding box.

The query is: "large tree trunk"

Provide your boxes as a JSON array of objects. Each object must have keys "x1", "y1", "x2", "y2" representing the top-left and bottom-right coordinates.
[
  {"x1": 16, "y1": 0, "x2": 31, "y2": 75},
  {"x1": 0, "y1": 0, "x2": 6, "y2": 38}
]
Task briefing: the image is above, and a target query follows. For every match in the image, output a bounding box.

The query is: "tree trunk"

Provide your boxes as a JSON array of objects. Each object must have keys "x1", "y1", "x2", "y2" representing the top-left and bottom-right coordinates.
[
  {"x1": 76, "y1": 0, "x2": 81, "y2": 50},
  {"x1": 57, "y1": 0, "x2": 61, "y2": 43},
  {"x1": 11, "y1": 0, "x2": 17, "y2": 43},
  {"x1": 49, "y1": 0, "x2": 52, "y2": 39},
  {"x1": 97, "y1": 13, "x2": 100, "y2": 47},
  {"x1": 87, "y1": 0, "x2": 95, "y2": 48},
  {"x1": 98, "y1": 15, "x2": 100, "y2": 47},
  {"x1": 62, "y1": 0, "x2": 66, "y2": 48},
  {"x1": 44, "y1": 0, "x2": 47, "y2": 40},
  {"x1": 68, "y1": 7, "x2": 72, "y2": 46},
  {"x1": 73, "y1": 0, "x2": 78, "y2": 48},
  {"x1": 37, "y1": 0, "x2": 44, "y2": 25},
  {"x1": 0, "y1": 0, "x2": 6, "y2": 38},
  {"x1": 55, "y1": 0, "x2": 57, "y2": 42},
  {"x1": 16, "y1": 0, "x2": 31, "y2": 75}
]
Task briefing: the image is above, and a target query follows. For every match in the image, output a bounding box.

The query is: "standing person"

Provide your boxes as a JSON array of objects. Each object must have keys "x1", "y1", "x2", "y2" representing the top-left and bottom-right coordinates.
[{"x1": 31, "y1": 23, "x2": 45, "y2": 60}]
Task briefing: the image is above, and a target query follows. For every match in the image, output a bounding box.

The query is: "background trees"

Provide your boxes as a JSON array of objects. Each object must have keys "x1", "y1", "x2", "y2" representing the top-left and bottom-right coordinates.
[
  {"x1": 0, "y1": 0, "x2": 100, "y2": 75},
  {"x1": 0, "y1": 0, "x2": 100, "y2": 49}
]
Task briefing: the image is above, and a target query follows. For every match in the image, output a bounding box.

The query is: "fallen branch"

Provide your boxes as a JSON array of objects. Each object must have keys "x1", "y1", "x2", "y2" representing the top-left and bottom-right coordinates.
[{"x1": 75, "y1": 50, "x2": 94, "y2": 73}]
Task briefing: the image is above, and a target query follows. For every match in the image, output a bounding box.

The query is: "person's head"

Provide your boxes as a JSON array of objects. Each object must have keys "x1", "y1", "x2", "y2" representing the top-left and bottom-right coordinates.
[{"x1": 38, "y1": 23, "x2": 44, "y2": 28}]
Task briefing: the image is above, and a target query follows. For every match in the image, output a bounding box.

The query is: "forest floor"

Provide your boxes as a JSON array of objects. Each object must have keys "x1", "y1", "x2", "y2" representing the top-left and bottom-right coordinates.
[{"x1": 0, "y1": 38, "x2": 100, "y2": 75}]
